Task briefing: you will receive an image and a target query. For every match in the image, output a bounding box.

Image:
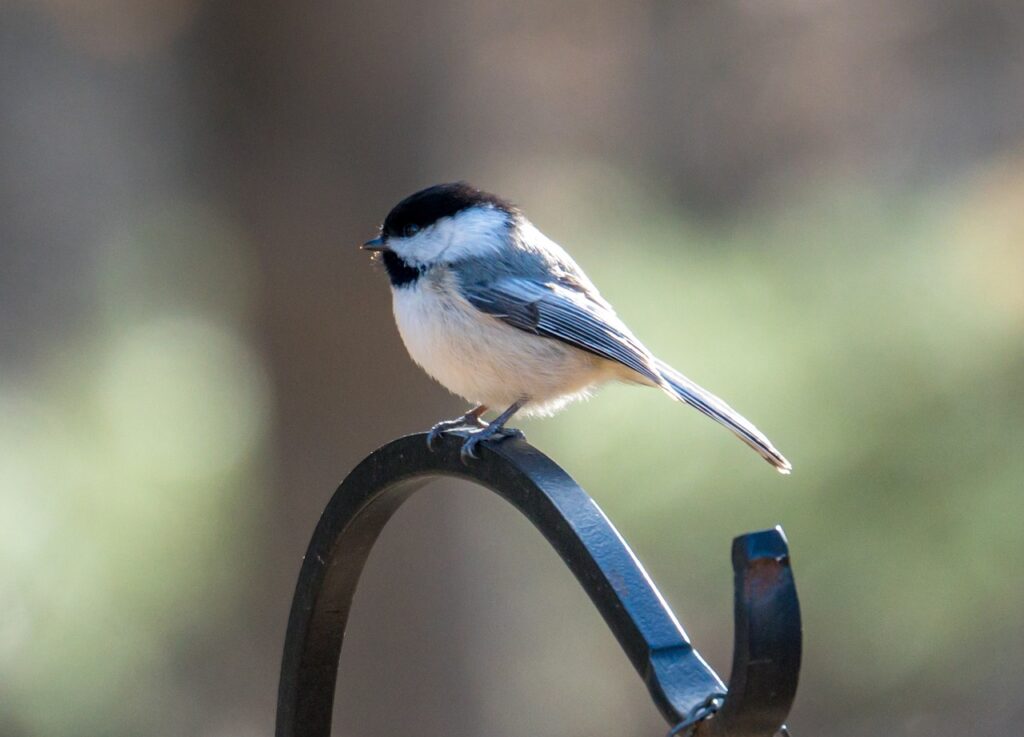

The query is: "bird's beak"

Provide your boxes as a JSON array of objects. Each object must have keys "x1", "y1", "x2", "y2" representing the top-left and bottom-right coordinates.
[{"x1": 361, "y1": 236, "x2": 385, "y2": 251}]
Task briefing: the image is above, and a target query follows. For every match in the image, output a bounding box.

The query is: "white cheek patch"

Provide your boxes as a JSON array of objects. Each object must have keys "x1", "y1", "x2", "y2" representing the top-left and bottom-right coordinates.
[
  {"x1": 390, "y1": 206, "x2": 511, "y2": 266},
  {"x1": 387, "y1": 230, "x2": 445, "y2": 265}
]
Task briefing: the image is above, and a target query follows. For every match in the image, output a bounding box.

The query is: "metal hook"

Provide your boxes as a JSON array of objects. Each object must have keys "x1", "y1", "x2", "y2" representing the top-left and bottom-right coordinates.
[
  {"x1": 668, "y1": 693, "x2": 727, "y2": 737},
  {"x1": 274, "y1": 432, "x2": 801, "y2": 737}
]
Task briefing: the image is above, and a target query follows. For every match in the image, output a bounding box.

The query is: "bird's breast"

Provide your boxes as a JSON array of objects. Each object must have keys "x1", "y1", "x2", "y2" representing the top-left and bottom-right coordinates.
[{"x1": 390, "y1": 277, "x2": 608, "y2": 410}]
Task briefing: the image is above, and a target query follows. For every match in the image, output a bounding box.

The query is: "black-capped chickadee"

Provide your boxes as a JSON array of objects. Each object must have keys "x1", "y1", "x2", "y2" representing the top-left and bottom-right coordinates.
[{"x1": 363, "y1": 182, "x2": 791, "y2": 473}]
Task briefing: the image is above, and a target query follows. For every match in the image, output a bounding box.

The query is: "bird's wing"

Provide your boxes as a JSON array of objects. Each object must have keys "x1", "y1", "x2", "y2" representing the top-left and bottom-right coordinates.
[
  {"x1": 460, "y1": 274, "x2": 792, "y2": 473},
  {"x1": 459, "y1": 276, "x2": 664, "y2": 385}
]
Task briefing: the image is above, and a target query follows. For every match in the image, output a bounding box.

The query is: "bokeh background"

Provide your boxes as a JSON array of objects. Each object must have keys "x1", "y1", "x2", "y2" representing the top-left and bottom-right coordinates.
[{"x1": 3, "y1": 1, "x2": 1024, "y2": 736}]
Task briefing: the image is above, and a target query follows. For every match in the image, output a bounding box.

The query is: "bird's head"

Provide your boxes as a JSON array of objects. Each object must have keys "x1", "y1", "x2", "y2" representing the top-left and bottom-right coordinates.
[{"x1": 363, "y1": 182, "x2": 517, "y2": 283}]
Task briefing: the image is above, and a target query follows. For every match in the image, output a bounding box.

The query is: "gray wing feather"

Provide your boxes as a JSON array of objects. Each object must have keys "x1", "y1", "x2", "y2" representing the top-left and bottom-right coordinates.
[
  {"x1": 453, "y1": 238, "x2": 792, "y2": 473},
  {"x1": 460, "y1": 276, "x2": 663, "y2": 385}
]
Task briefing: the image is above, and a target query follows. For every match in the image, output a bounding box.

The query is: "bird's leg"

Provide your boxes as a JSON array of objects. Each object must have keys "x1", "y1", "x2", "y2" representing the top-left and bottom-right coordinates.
[
  {"x1": 426, "y1": 405, "x2": 489, "y2": 450},
  {"x1": 460, "y1": 399, "x2": 526, "y2": 464}
]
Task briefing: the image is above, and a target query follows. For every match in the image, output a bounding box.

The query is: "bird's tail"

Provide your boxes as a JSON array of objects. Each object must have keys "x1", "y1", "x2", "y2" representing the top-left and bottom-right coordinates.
[{"x1": 653, "y1": 359, "x2": 792, "y2": 474}]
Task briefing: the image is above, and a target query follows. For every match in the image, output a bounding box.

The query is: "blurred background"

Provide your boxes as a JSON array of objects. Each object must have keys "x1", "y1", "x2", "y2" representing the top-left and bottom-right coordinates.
[{"x1": 2, "y1": 1, "x2": 1023, "y2": 735}]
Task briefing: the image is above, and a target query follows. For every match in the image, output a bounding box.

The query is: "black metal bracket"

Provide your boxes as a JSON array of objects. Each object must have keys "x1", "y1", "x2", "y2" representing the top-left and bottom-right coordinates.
[{"x1": 275, "y1": 432, "x2": 801, "y2": 737}]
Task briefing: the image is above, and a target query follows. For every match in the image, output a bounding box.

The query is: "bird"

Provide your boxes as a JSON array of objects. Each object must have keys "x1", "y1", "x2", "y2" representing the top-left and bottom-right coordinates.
[{"x1": 362, "y1": 182, "x2": 791, "y2": 473}]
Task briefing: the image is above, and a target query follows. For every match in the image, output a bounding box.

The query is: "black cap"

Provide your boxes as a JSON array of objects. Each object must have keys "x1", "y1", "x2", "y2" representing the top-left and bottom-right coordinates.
[{"x1": 382, "y1": 182, "x2": 515, "y2": 239}]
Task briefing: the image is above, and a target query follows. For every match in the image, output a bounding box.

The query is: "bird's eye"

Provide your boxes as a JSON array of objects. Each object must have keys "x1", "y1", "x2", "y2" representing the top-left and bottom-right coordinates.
[{"x1": 403, "y1": 224, "x2": 421, "y2": 237}]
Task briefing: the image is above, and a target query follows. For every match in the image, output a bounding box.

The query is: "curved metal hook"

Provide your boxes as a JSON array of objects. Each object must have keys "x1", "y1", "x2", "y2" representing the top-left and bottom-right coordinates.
[
  {"x1": 275, "y1": 432, "x2": 800, "y2": 737},
  {"x1": 698, "y1": 531, "x2": 801, "y2": 736}
]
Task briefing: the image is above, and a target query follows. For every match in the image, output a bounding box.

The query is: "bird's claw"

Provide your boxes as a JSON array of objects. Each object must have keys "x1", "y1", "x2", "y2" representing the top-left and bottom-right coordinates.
[
  {"x1": 459, "y1": 426, "x2": 525, "y2": 464},
  {"x1": 426, "y1": 414, "x2": 488, "y2": 451}
]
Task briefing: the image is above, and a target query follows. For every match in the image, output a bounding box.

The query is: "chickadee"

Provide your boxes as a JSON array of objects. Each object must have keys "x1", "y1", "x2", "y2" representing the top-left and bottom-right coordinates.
[{"x1": 363, "y1": 182, "x2": 791, "y2": 473}]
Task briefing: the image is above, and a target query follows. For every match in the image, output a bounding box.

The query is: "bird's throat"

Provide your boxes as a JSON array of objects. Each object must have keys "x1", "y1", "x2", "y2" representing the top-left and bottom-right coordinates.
[{"x1": 383, "y1": 250, "x2": 423, "y2": 287}]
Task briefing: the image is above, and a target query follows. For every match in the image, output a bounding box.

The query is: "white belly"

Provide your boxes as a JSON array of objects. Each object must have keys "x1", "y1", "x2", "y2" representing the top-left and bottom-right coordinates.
[{"x1": 392, "y1": 279, "x2": 612, "y2": 414}]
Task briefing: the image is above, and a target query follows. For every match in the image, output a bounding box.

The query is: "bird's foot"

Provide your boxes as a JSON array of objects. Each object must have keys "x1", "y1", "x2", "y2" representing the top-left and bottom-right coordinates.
[
  {"x1": 426, "y1": 411, "x2": 488, "y2": 451},
  {"x1": 459, "y1": 423, "x2": 525, "y2": 464}
]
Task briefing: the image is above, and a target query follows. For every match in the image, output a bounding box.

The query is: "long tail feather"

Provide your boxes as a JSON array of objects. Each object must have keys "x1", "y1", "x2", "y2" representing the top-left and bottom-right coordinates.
[{"x1": 653, "y1": 359, "x2": 792, "y2": 474}]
